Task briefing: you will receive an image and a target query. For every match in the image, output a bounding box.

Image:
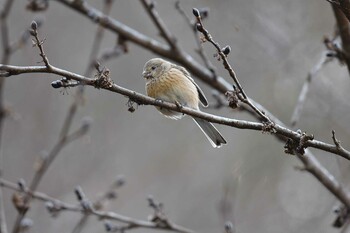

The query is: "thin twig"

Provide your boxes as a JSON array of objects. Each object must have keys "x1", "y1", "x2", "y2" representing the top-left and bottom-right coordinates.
[
  {"x1": 291, "y1": 52, "x2": 332, "y2": 126},
  {"x1": 332, "y1": 3, "x2": 350, "y2": 75},
  {"x1": 8, "y1": 19, "x2": 44, "y2": 54},
  {"x1": 30, "y1": 21, "x2": 50, "y2": 68},
  {"x1": 11, "y1": 120, "x2": 90, "y2": 233},
  {"x1": 175, "y1": 1, "x2": 217, "y2": 78},
  {"x1": 84, "y1": 0, "x2": 115, "y2": 77},
  {"x1": 0, "y1": 178, "x2": 195, "y2": 233},
  {"x1": 140, "y1": 0, "x2": 177, "y2": 49},
  {"x1": 69, "y1": 2, "x2": 116, "y2": 232},
  {"x1": 192, "y1": 8, "x2": 271, "y2": 122}
]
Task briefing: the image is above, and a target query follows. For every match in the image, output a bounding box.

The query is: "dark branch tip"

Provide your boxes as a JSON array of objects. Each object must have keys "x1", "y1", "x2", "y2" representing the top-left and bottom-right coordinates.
[
  {"x1": 222, "y1": 45, "x2": 231, "y2": 56},
  {"x1": 192, "y1": 8, "x2": 200, "y2": 17},
  {"x1": 224, "y1": 221, "x2": 234, "y2": 233},
  {"x1": 51, "y1": 80, "x2": 63, "y2": 89},
  {"x1": 31, "y1": 21, "x2": 38, "y2": 30},
  {"x1": 17, "y1": 179, "x2": 26, "y2": 191},
  {"x1": 74, "y1": 186, "x2": 84, "y2": 201},
  {"x1": 104, "y1": 221, "x2": 113, "y2": 232}
]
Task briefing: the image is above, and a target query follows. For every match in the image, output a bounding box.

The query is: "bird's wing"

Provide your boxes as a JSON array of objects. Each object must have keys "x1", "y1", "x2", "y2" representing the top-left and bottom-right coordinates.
[{"x1": 173, "y1": 64, "x2": 208, "y2": 107}]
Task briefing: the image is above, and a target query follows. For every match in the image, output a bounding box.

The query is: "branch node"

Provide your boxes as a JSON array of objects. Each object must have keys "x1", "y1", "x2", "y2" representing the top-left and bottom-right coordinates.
[
  {"x1": 92, "y1": 65, "x2": 114, "y2": 89},
  {"x1": 284, "y1": 131, "x2": 314, "y2": 155},
  {"x1": 75, "y1": 186, "x2": 93, "y2": 212},
  {"x1": 262, "y1": 121, "x2": 276, "y2": 134},
  {"x1": 147, "y1": 195, "x2": 171, "y2": 228},
  {"x1": 225, "y1": 90, "x2": 239, "y2": 109},
  {"x1": 45, "y1": 201, "x2": 62, "y2": 217}
]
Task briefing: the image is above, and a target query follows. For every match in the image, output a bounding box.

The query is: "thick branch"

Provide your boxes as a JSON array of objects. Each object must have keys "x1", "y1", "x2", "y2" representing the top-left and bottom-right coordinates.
[{"x1": 297, "y1": 151, "x2": 350, "y2": 207}]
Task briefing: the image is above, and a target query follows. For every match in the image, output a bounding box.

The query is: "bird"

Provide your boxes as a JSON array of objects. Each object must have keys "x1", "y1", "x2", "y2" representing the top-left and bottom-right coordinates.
[{"x1": 142, "y1": 58, "x2": 227, "y2": 148}]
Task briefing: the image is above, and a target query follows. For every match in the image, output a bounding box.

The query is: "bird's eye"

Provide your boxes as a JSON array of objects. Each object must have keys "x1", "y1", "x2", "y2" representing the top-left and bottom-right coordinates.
[{"x1": 151, "y1": 66, "x2": 156, "y2": 70}]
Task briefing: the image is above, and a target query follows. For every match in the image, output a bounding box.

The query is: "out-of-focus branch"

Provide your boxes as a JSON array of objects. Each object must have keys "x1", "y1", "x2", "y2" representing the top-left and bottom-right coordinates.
[
  {"x1": 72, "y1": 1, "x2": 117, "y2": 230},
  {"x1": 11, "y1": 118, "x2": 91, "y2": 233},
  {"x1": 140, "y1": 0, "x2": 177, "y2": 49},
  {"x1": 84, "y1": 0, "x2": 115, "y2": 77},
  {"x1": 291, "y1": 52, "x2": 332, "y2": 126},
  {"x1": 0, "y1": 1, "x2": 15, "y2": 233},
  {"x1": 175, "y1": 1, "x2": 217, "y2": 78},
  {"x1": 71, "y1": 175, "x2": 124, "y2": 233},
  {"x1": 10, "y1": 22, "x2": 93, "y2": 233},
  {"x1": 0, "y1": 178, "x2": 195, "y2": 233},
  {"x1": 297, "y1": 150, "x2": 350, "y2": 207},
  {"x1": 328, "y1": 0, "x2": 350, "y2": 23},
  {"x1": 332, "y1": 3, "x2": 350, "y2": 75}
]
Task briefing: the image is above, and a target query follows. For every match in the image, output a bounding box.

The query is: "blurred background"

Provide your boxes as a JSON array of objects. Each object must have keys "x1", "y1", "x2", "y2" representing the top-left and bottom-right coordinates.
[{"x1": 1, "y1": 0, "x2": 350, "y2": 233}]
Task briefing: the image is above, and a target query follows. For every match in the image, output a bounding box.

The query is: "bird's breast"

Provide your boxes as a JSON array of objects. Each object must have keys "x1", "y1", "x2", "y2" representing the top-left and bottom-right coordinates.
[{"x1": 145, "y1": 70, "x2": 199, "y2": 109}]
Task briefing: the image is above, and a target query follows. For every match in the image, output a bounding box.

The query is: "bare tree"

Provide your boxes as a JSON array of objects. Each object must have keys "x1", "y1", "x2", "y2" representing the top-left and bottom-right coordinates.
[{"x1": 0, "y1": 1, "x2": 350, "y2": 233}]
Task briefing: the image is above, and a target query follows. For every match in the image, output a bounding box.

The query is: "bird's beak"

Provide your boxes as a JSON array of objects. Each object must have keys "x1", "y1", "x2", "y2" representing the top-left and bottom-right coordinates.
[{"x1": 142, "y1": 71, "x2": 151, "y2": 79}]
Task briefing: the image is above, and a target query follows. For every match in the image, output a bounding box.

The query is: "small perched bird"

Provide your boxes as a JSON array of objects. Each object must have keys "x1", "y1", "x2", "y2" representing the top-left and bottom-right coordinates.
[{"x1": 142, "y1": 58, "x2": 227, "y2": 148}]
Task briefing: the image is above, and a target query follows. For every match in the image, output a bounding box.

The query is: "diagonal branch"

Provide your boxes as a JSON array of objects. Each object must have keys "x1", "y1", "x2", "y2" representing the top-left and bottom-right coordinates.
[
  {"x1": 140, "y1": 0, "x2": 177, "y2": 49},
  {"x1": 11, "y1": 120, "x2": 90, "y2": 233},
  {"x1": 175, "y1": 1, "x2": 217, "y2": 78},
  {"x1": 332, "y1": 3, "x2": 350, "y2": 75},
  {"x1": 291, "y1": 52, "x2": 332, "y2": 126},
  {"x1": 192, "y1": 8, "x2": 270, "y2": 123}
]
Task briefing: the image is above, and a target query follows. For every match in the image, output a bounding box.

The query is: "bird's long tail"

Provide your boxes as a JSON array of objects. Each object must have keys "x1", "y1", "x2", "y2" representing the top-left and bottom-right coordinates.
[{"x1": 193, "y1": 117, "x2": 227, "y2": 148}]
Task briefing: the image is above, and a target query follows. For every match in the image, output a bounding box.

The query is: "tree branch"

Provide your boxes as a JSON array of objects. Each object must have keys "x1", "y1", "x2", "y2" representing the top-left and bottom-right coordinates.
[
  {"x1": 291, "y1": 52, "x2": 332, "y2": 126},
  {"x1": 0, "y1": 1, "x2": 15, "y2": 232},
  {"x1": 332, "y1": 3, "x2": 350, "y2": 75},
  {"x1": 0, "y1": 63, "x2": 349, "y2": 161},
  {"x1": 140, "y1": 0, "x2": 178, "y2": 49},
  {"x1": 0, "y1": 178, "x2": 195, "y2": 233}
]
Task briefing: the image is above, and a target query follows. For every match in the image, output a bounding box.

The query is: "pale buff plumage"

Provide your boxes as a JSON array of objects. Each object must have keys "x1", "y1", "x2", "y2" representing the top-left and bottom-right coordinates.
[{"x1": 142, "y1": 58, "x2": 226, "y2": 148}]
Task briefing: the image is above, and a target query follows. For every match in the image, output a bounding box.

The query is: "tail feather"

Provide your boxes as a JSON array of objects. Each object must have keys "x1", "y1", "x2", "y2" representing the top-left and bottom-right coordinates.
[{"x1": 193, "y1": 117, "x2": 227, "y2": 148}]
